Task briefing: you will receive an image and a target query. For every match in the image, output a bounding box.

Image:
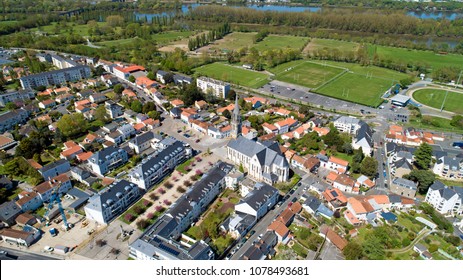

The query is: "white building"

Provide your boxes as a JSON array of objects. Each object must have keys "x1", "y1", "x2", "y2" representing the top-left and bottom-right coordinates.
[
  {"x1": 129, "y1": 140, "x2": 191, "y2": 190},
  {"x1": 196, "y1": 77, "x2": 230, "y2": 99},
  {"x1": 129, "y1": 131, "x2": 159, "y2": 154},
  {"x1": 20, "y1": 65, "x2": 91, "y2": 90},
  {"x1": 333, "y1": 116, "x2": 363, "y2": 134},
  {"x1": 227, "y1": 136, "x2": 289, "y2": 184},
  {"x1": 88, "y1": 146, "x2": 128, "y2": 176},
  {"x1": 84, "y1": 180, "x2": 140, "y2": 224},
  {"x1": 432, "y1": 156, "x2": 463, "y2": 181},
  {"x1": 424, "y1": 181, "x2": 463, "y2": 216}
]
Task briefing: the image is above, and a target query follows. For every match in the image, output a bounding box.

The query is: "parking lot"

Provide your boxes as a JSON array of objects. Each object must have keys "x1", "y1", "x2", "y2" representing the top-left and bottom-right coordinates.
[{"x1": 260, "y1": 81, "x2": 376, "y2": 115}]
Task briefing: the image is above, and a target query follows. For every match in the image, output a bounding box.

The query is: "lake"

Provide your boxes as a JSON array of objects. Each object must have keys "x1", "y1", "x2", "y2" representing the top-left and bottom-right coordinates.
[{"x1": 134, "y1": 4, "x2": 463, "y2": 22}]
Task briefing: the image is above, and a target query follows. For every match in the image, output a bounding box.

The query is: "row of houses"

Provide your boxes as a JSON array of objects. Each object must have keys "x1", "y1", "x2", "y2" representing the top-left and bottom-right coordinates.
[
  {"x1": 385, "y1": 125, "x2": 444, "y2": 146},
  {"x1": 129, "y1": 161, "x2": 233, "y2": 260}
]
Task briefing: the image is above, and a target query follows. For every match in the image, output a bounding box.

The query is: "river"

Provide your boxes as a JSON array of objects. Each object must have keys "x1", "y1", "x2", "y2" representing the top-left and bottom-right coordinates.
[{"x1": 134, "y1": 4, "x2": 463, "y2": 22}]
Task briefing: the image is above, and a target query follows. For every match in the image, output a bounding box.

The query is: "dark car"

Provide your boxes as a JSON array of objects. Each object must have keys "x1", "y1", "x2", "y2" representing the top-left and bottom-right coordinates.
[
  {"x1": 195, "y1": 139, "x2": 200, "y2": 143},
  {"x1": 291, "y1": 197, "x2": 297, "y2": 203}
]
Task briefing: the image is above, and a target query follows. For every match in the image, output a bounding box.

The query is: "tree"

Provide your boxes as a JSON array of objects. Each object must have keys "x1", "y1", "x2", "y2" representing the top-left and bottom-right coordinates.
[
  {"x1": 343, "y1": 241, "x2": 364, "y2": 260},
  {"x1": 450, "y1": 115, "x2": 463, "y2": 129},
  {"x1": 227, "y1": 89, "x2": 236, "y2": 101},
  {"x1": 222, "y1": 109, "x2": 231, "y2": 119},
  {"x1": 93, "y1": 65, "x2": 105, "y2": 77},
  {"x1": 131, "y1": 100, "x2": 143, "y2": 113},
  {"x1": 148, "y1": 110, "x2": 160, "y2": 120},
  {"x1": 142, "y1": 102, "x2": 156, "y2": 114},
  {"x1": 146, "y1": 72, "x2": 156, "y2": 80},
  {"x1": 414, "y1": 142, "x2": 433, "y2": 169},
  {"x1": 56, "y1": 113, "x2": 88, "y2": 138},
  {"x1": 113, "y1": 84, "x2": 124, "y2": 95},
  {"x1": 361, "y1": 156, "x2": 378, "y2": 178},
  {"x1": 403, "y1": 170, "x2": 435, "y2": 194},
  {"x1": 5, "y1": 102, "x2": 17, "y2": 110},
  {"x1": 128, "y1": 75, "x2": 136, "y2": 83},
  {"x1": 95, "y1": 105, "x2": 109, "y2": 123}
]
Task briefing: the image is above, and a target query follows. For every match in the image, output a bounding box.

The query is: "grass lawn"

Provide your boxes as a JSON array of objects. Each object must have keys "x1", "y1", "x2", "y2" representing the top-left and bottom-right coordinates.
[
  {"x1": 412, "y1": 88, "x2": 463, "y2": 114},
  {"x1": 437, "y1": 179, "x2": 463, "y2": 188},
  {"x1": 97, "y1": 38, "x2": 138, "y2": 47},
  {"x1": 409, "y1": 116, "x2": 463, "y2": 133},
  {"x1": 291, "y1": 242, "x2": 308, "y2": 258},
  {"x1": 0, "y1": 20, "x2": 18, "y2": 26},
  {"x1": 331, "y1": 152, "x2": 354, "y2": 165},
  {"x1": 369, "y1": 44, "x2": 463, "y2": 71},
  {"x1": 206, "y1": 32, "x2": 255, "y2": 51},
  {"x1": 176, "y1": 158, "x2": 195, "y2": 174},
  {"x1": 304, "y1": 38, "x2": 359, "y2": 54},
  {"x1": 316, "y1": 72, "x2": 390, "y2": 107},
  {"x1": 28, "y1": 22, "x2": 107, "y2": 36},
  {"x1": 271, "y1": 60, "x2": 344, "y2": 89},
  {"x1": 254, "y1": 35, "x2": 309, "y2": 52},
  {"x1": 194, "y1": 62, "x2": 270, "y2": 88},
  {"x1": 397, "y1": 214, "x2": 424, "y2": 233}
]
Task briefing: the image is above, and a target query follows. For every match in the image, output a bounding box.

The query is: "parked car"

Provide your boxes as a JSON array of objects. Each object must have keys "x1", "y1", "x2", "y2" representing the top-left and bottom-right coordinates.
[{"x1": 44, "y1": 246, "x2": 54, "y2": 252}]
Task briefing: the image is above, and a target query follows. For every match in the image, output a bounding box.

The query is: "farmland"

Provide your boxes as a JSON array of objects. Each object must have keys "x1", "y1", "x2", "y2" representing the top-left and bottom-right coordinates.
[
  {"x1": 412, "y1": 88, "x2": 463, "y2": 114},
  {"x1": 194, "y1": 62, "x2": 270, "y2": 89}
]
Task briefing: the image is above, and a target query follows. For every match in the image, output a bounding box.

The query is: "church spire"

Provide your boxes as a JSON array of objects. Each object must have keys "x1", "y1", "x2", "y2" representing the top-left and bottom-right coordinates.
[{"x1": 231, "y1": 94, "x2": 241, "y2": 139}]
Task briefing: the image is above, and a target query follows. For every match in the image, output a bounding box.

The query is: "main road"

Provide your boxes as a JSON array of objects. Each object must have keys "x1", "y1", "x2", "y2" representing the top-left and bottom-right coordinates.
[{"x1": 0, "y1": 246, "x2": 62, "y2": 260}]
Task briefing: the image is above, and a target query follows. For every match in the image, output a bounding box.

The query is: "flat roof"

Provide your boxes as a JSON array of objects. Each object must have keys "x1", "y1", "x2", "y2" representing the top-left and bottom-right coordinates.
[{"x1": 390, "y1": 94, "x2": 410, "y2": 104}]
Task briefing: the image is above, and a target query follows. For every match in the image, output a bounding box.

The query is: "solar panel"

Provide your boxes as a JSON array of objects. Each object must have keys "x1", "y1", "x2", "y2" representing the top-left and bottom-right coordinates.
[
  {"x1": 331, "y1": 190, "x2": 338, "y2": 197},
  {"x1": 159, "y1": 243, "x2": 180, "y2": 256}
]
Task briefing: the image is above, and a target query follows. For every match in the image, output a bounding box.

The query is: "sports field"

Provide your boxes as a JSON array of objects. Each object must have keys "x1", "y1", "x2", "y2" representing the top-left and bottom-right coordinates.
[
  {"x1": 271, "y1": 60, "x2": 409, "y2": 107},
  {"x1": 412, "y1": 88, "x2": 463, "y2": 114},
  {"x1": 304, "y1": 38, "x2": 359, "y2": 54},
  {"x1": 369, "y1": 45, "x2": 463, "y2": 71},
  {"x1": 194, "y1": 62, "x2": 270, "y2": 89},
  {"x1": 270, "y1": 60, "x2": 345, "y2": 88},
  {"x1": 254, "y1": 35, "x2": 309, "y2": 52}
]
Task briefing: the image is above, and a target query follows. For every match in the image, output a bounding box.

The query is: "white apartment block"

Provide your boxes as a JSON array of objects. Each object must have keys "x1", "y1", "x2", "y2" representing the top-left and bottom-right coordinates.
[
  {"x1": 84, "y1": 180, "x2": 140, "y2": 224},
  {"x1": 425, "y1": 181, "x2": 463, "y2": 216},
  {"x1": 196, "y1": 77, "x2": 230, "y2": 99},
  {"x1": 20, "y1": 66, "x2": 91, "y2": 89},
  {"x1": 88, "y1": 146, "x2": 129, "y2": 176}
]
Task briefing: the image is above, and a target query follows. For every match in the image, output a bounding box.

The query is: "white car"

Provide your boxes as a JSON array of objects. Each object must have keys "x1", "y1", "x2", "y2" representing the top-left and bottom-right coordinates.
[{"x1": 44, "y1": 246, "x2": 54, "y2": 252}]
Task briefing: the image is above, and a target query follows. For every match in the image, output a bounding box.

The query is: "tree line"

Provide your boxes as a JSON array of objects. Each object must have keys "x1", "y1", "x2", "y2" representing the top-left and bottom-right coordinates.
[
  {"x1": 188, "y1": 22, "x2": 231, "y2": 51},
  {"x1": 185, "y1": 5, "x2": 463, "y2": 38}
]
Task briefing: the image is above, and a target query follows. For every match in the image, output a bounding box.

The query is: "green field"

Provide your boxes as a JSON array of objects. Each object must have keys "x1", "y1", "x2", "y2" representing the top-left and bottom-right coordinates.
[
  {"x1": 206, "y1": 32, "x2": 255, "y2": 51},
  {"x1": 271, "y1": 60, "x2": 408, "y2": 107},
  {"x1": 97, "y1": 38, "x2": 139, "y2": 47},
  {"x1": 254, "y1": 35, "x2": 309, "y2": 52},
  {"x1": 412, "y1": 88, "x2": 463, "y2": 114},
  {"x1": 369, "y1": 45, "x2": 463, "y2": 71},
  {"x1": 0, "y1": 20, "x2": 18, "y2": 26},
  {"x1": 194, "y1": 62, "x2": 270, "y2": 88},
  {"x1": 26, "y1": 22, "x2": 109, "y2": 36},
  {"x1": 305, "y1": 38, "x2": 359, "y2": 54},
  {"x1": 270, "y1": 60, "x2": 345, "y2": 88},
  {"x1": 151, "y1": 31, "x2": 195, "y2": 44}
]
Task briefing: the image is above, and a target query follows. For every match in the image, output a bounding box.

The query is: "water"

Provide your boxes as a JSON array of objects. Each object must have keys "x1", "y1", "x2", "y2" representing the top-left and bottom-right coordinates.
[
  {"x1": 134, "y1": 4, "x2": 463, "y2": 22},
  {"x1": 406, "y1": 11, "x2": 462, "y2": 20}
]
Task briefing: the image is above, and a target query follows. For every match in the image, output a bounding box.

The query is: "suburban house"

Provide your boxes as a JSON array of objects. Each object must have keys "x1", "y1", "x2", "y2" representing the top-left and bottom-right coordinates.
[
  {"x1": 424, "y1": 181, "x2": 463, "y2": 216},
  {"x1": 84, "y1": 180, "x2": 140, "y2": 224},
  {"x1": 352, "y1": 122, "x2": 374, "y2": 156},
  {"x1": 39, "y1": 159, "x2": 70, "y2": 180},
  {"x1": 391, "y1": 177, "x2": 417, "y2": 198},
  {"x1": 319, "y1": 225, "x2": 348, "y2": 251},
  {"x1": 129, "y1": 131, "x2": 158, "y2": 154},
  {"x1": 105, "y1": 101, "x2": 124, "y2": 119},
  {"x1": 0, "y1": 226, "x2": 41, "y2": 247},
  {"x1": 16, "y1": 192, "x2": 42, "y2": 212},
  {"x1": 332, "y1": 173, "x2": 359, "y2": 194},
  {"x1": 390, "y1": 158, "x2": 413, "y2": 178},
  {"x1": 33, "y1": 174, "x2": 72, "y2": 202},
  {"x1": 321, "y1": 156, "x2": 349, "y2": 174},
  {"x1": 38, "y1": 99, "x2": 56, "y2": 109},
  {"x1": 322, "y1": 188, "x2": 347, "y2": 210},
  {"x1": 156, "y1": 70, "x2": 170, "y2": 84},
  {"x1": 302, "y1": 195, "x2": 334, "y2": 219},
  {"x1": 227, "y1": 136, "x2": 290, "y2": 184},
  {"x1": 226, "y1": 182, "x2": 279, "y2": 238},
  {"x1": 88, "y1": 146, "x2": 129, "y2": 176},
  {"x1": 0, "y1": 201, "x2": 23, "y2": 226}
]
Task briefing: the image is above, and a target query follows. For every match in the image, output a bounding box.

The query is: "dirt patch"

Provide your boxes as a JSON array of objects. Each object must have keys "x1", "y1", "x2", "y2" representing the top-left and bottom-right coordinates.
[{"x1": 218, "y1": 202, "x2": 234, "y2": 215}]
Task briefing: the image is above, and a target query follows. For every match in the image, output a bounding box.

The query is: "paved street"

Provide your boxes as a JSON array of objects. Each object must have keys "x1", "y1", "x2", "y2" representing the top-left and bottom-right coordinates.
[{"x1": 0, "y1": 246, "x2": 61, "y2": 260}]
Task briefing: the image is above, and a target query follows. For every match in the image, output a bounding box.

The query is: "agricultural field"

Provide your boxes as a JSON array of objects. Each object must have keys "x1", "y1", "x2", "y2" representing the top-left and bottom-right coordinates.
[
  {"x1": 198, "y1": 32, "x2": 256, "y2": 53},
  {"x1": 412, "y1": 88, "x2": 463, "y2": 114},
  {"x1": 270, "y1": 60, "x2": 345, "y2": 89},
  {"x1": 194, "y1": 62, "x2": 270, "y2": 89},
  {"x1": 253, "y1": 35, "x2": 309, "y2": 52},
  {"x1": 369, "y1": 45, "x2": 463, "y2": 71},
  {"x1": 304, "y1": 38, "x2": 359, "y2": 54}
]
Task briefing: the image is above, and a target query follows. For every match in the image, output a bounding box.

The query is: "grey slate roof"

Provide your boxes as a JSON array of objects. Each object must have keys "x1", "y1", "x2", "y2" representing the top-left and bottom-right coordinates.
[
  {"x1": 90, "y1": 146, "x2": 126, "y2": 164},
  {"x1": 428, "y1": 181, "x2": 461, "y2": 200},
  {"x1": 85, "y1": 180, "x2": 138, "y2": 213},
  {"x1": 304, "y1": 195, "x2": 321, "y2": 212},
  {"x1": 0, "y1": 201, "x2": 22, "y2": 224},
  {"x1": 39, "y1": 159, "x2": 69, "y2": 173},
  {"x1": 137, "y1": 141, "x2": 185, "y2": 175},
  {"x1": 392, "y1": 158, "x2": 413, "y2": 170},
  {"x1": 388, "y1": 194, "x2": 402, "y2": 204},
  {"x1": 355, "y1": 122, "x2": 373, "y2": 145},
  {"x1": 132, "y1": 131, "x2": 155, "y2": 146},
  {"x1": 392, "y1": 177, "x2": 416, "y2": 190},
  {"x1": 237, "y1": 182, "x2": 278, "y2": 211},
  {"x1": 228, "y1": 136, "x2": 288, "y2": 168}
]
